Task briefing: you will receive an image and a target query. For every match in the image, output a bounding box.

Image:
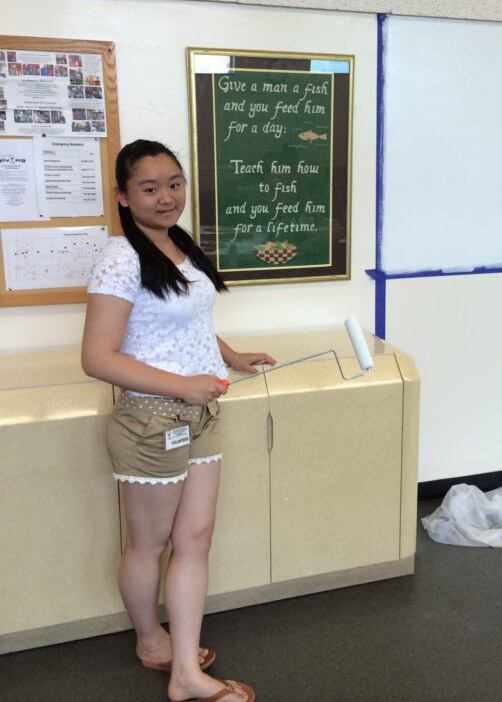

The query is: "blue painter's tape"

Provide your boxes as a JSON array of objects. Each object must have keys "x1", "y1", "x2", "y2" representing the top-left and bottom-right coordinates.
[
  {"x1": 373, "y1": 13, "x2": 388, "y2": 339},
  {"x1": 366, "y1": 267, "x2": 502, "y2": 281},
  {"x1": 375, "y1": 279, "x2": 386, "y2": 340},
  {"x1": 375, "y1": 14, "x2": 386, "y2": 273},
  {"x1": 310, "y1": 59, "x2": 350, "y2": 73},
  {"x1": 441, "y1": 266, "x2": 474, "y2": 274}
]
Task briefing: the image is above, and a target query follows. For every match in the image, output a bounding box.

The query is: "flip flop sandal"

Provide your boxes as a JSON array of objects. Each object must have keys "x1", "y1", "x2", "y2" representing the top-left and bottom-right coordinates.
[
  {"x1": 168, "y1": 679, "x2": 255, "y2": 702},
  {"x1": 141, "y1": 647, "x2": 216, "y2": 673}
]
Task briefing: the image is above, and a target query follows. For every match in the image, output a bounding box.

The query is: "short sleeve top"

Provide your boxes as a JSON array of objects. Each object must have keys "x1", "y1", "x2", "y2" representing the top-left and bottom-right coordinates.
[{"x1": 87, "y1": 236, "x2": 227, "y2": 381}]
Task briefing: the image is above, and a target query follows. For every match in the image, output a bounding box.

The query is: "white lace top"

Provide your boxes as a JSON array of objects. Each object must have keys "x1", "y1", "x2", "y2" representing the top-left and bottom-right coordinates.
[{"x1": 87, "y1": 236, "x2": 227, "y2": 388}]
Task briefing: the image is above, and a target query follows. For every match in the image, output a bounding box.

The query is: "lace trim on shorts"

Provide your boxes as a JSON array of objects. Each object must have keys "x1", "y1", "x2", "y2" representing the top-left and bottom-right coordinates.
[
  {"x1": 188, "y1": 453, "x2": 223, "y2": 465},
  {"x1": 113, "y1": 456, "x2": 221, "y2": 484},
  {"x1": 113, "y1": 471, "x2": 188, "y2": 485}
]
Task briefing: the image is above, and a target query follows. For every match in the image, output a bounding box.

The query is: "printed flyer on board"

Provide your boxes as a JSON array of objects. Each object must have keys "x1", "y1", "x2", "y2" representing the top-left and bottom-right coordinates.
[
  {"x1": 1, "y1": 226, "x2": 109, "y2": 290},
  {"x1": 0, "y1": 49, "x2": 107, "y2": 137}
]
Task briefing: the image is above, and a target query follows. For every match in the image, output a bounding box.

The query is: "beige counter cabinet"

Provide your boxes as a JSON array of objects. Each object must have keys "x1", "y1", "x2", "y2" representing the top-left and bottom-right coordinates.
[
  {"x1": 0, "y1": 328, "x2": 419, "y2": 652},
  {"x1": 223, "y1": 329, "x2": 419, "y2": 596},
  {"x1": 0, "y1": 352, "x2": 123, "y2": 652}
]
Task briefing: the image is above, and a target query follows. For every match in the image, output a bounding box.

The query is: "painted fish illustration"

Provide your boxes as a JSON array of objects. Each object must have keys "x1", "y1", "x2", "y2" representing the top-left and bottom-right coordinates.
[{"x1": 298, "y1": 130, "x2": 328, "y2": 142}]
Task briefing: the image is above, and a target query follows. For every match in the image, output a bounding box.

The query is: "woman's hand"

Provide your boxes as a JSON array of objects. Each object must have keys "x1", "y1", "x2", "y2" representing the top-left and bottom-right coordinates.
[
  {"x1": 231, "y1": 352, "x2": 276, "y2": 374},
  {"x1": 181, "y1": 374, "x2": 228, "y2": 405}
]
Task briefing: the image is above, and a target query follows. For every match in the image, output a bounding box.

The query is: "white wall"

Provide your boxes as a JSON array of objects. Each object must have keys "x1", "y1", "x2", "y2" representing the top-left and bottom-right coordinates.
[
  {"x1": 387, "y1": 275, "x2": 502, "y2": 482},
  {"x1": 0, "y1": 0, "x2": 377, "y2": 352},
  {"x1": 381, "y1": 14, "x2": 502, "y2": 481}
]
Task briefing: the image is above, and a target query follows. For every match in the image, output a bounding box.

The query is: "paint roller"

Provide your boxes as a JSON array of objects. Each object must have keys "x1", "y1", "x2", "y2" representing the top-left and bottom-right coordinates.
[
  {"x1": 344, "y1": 316, "x2": 374, "y2": 373},
  {"x1": 218, "y1": 317, "x2": 374, "y2": 387}
]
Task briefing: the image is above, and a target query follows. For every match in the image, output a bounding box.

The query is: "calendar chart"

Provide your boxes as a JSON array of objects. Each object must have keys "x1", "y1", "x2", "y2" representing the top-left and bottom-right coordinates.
[{"x1": 1, "y1": 226, "x2": 108, "y2": 290}]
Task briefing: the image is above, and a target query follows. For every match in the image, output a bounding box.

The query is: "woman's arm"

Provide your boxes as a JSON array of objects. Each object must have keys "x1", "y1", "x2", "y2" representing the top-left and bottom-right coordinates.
[
  {"x1": 82, "y1": 293, "x2": 226, "y2": 404},
  {"x1": 216, "y1": 336, "x2": 276, "y2": 374}
]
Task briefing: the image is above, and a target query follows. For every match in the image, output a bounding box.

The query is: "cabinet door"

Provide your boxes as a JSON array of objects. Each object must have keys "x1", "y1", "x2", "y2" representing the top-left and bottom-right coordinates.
[
  {"x1": 267, "y1": 356, "x2": 403, "y2": 582},
  {"x1": 0, "y1": 382, "x2": 123, "y2": 636},
  {"x1": 208, "y1": 379, "x2": 271, "y2": 595},
  {"x1": 133, "y1": 378, "x2": 272, "y2": 605}
]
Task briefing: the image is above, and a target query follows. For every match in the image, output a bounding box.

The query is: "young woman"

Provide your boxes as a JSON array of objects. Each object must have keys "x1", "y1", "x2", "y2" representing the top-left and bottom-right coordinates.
[{"x1": 82, "y1": 139, "x2": 275, "y2": 702}]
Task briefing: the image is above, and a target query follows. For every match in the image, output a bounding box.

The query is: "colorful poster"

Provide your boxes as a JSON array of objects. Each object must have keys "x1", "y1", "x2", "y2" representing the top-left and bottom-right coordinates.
[{"x1": 0, "y1": 48, "x2": 107, "y2": 137}]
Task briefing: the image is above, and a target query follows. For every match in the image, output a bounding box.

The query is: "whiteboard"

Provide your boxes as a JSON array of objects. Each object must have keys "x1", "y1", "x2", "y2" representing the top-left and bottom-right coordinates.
[{"x1": 381, "y1": 15, "x2": 502, "y2": 274}]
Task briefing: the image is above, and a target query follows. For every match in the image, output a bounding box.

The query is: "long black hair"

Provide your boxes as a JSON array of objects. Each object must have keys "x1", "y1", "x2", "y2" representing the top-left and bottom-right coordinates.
[{"x1": 116, "y1": 139, "x2": 227, "y2": 299}]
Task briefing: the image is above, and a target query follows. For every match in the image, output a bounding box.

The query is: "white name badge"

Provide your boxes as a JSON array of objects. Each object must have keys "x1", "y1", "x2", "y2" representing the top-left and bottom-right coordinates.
[{"x1": 165, "y1": 425, "x2": 190, "y2": 451}]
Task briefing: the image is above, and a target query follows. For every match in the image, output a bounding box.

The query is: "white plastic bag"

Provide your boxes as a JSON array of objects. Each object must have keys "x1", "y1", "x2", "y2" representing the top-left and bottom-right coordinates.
[{"x1": 422, "y1": 483, "x2": 502, "y2": 547}]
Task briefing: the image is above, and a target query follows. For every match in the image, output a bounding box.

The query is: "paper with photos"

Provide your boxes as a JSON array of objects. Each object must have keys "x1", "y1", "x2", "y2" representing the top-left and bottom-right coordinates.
[{"x1": 0, "y1": 48, "x2": 107, "y2": 137}]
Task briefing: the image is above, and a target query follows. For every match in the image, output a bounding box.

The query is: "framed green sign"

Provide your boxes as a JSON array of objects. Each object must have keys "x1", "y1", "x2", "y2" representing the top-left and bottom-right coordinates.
[{"x1": 187, "y1": 48, "x2": 354, "y2": 285}]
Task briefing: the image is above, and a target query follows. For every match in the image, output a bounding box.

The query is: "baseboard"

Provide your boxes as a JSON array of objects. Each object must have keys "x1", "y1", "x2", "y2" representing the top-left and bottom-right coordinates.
[
  {"x1": 203, "y1": 556, "x2": 414, "y2": 614},
  {"x1": 418, "y1": 470, "x2": 502, "y2": 501},
  {"x1": 0, "y1": 555, "x2": 414, "y2": 655}
]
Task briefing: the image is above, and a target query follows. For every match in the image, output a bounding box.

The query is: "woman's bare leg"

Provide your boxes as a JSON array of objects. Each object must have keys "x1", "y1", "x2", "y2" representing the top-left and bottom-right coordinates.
[
  {"x1": 166, "y1": 461, "x2": 249, "y2": 702},
  {"x1": 118, "y1": 481, "x2": 183, "y2": 662}
]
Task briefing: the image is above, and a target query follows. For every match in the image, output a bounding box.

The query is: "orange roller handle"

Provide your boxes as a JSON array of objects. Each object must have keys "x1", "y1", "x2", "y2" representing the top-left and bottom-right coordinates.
[{"x1": 217, "y1": 378, "x2": 230, "y2": 388}]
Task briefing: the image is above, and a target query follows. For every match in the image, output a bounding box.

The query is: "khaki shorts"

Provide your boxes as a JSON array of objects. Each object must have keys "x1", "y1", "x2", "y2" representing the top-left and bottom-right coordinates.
[{"x1": 107, "y1": 392, "x2": 222, "y2": 485}]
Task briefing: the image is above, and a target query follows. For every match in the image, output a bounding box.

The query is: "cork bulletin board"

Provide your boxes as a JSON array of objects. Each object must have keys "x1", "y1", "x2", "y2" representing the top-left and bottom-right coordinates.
[{"x1": 0, "y1": 35, "x2": 120, "y2": 307}]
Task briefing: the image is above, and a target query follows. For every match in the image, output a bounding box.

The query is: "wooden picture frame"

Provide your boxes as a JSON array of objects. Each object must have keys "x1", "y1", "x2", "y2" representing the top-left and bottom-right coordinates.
[
  {"x1": 0, "y1": 35, "x2": 120, "y2": 307},
  {"x1": 187, "y1": 48, "x2": 354, "y2": 286}
]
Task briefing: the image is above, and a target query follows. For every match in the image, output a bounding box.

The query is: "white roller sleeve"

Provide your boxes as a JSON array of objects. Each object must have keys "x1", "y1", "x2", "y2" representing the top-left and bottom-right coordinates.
[{"x1": 344, "y1": 317, "x2": 374, "y2": 371}]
